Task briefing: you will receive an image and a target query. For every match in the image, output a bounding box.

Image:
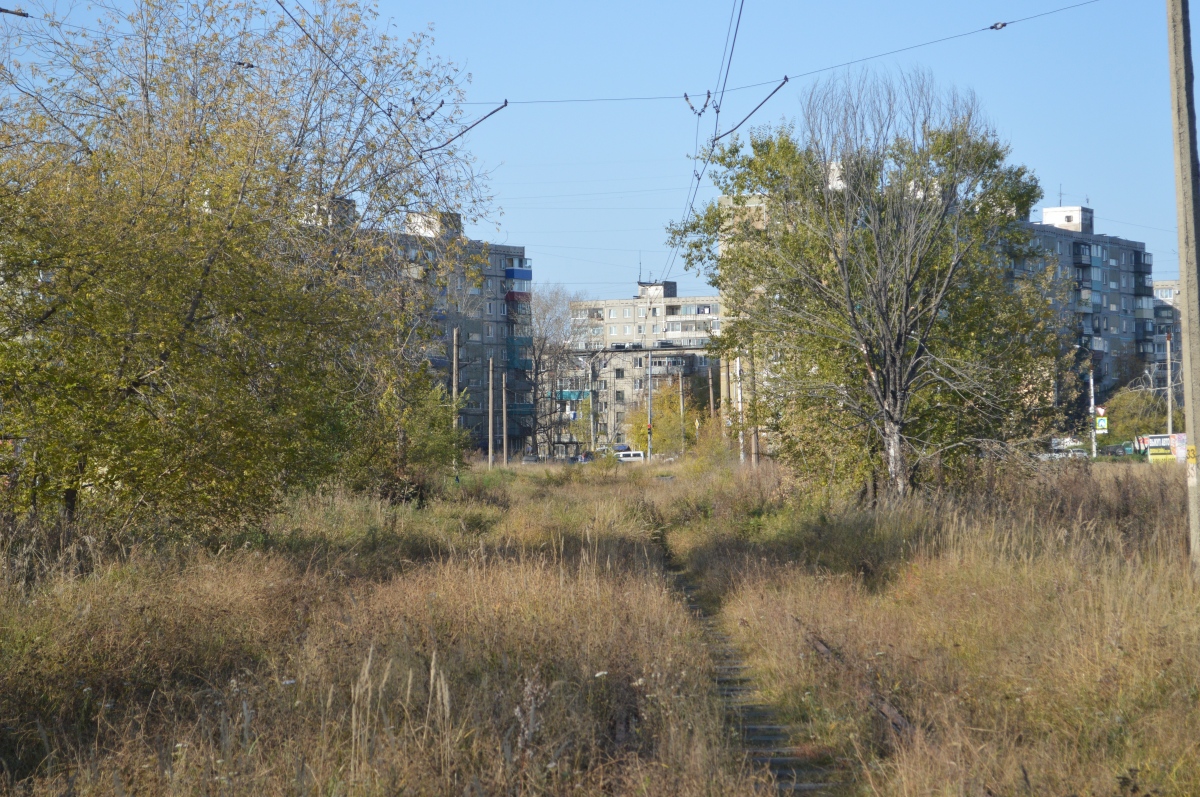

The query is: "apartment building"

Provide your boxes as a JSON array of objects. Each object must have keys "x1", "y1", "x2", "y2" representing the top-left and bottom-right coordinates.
[
  {"x1": 1023, "y1": 206, "x2": 1155, "y2": 395},
  {"x1": 559, "y1": 281, "x2": 723, "y2": 451},
  {"x1": 407, "y1": 214, "x2": 534, "y2": 456}
]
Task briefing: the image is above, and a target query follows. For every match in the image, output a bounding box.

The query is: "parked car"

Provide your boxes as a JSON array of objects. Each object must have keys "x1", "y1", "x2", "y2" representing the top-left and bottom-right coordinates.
[
  {"x1": 616, "y1": 450, "x2": 645, "y2": 463},
  {"x1": 1101, "y1": 445, "x2": 1126, "y2": 457}
]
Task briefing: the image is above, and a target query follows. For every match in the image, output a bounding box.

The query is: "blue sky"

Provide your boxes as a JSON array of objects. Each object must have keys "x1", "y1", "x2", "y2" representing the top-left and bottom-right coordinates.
[{"x1": 399, "y1": 1, "x2": 1171, "y2": 298}]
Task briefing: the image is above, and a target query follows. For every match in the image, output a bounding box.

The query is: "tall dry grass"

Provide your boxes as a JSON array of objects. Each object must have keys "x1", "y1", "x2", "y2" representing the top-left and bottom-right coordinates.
[
  {"x1": 677, "y1": 462, "x2": 1200, "y2": 795},
  {"x1": 0, "y1": 465, "x2": 761, "y2": 795}
]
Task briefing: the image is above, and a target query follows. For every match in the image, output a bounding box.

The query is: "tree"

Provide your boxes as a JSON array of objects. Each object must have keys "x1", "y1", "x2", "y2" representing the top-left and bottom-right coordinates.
[
  {"x1": 1105, "y1": 386, "x2": 1185, "y2": 443},
  {"x1": 671, "y1": 72, "x2": 1068, "y2": 495},
  {"x1": 530, "y1": 284, "x2": 584, "y2": 458},
  {"x1": 0, "y1": 0, "x2": 484, "y2": 524},
  {"x1": 626, "y1": 377, "x2": 703, "y2": 457}
]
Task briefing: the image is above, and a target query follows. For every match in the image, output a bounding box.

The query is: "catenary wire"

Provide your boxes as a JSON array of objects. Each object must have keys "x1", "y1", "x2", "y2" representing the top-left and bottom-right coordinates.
[{"x1": 454, "y1": 0, "x2": 1103, "y2": 106}]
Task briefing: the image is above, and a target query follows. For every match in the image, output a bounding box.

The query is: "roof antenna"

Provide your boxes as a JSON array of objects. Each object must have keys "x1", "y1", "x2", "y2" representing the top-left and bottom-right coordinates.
[
  {"x1": 638, "y1": 251, "x2": 642, "y2": 283},
  {"x1": 1058, "y1": 184, "x2": 1063, "y2": 205}
]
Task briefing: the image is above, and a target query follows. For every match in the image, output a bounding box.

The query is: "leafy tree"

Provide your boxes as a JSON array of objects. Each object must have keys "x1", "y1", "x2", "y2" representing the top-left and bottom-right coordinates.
[
  {"x1": 1104, "y1": 387, "x2": 1184, "y2": 443},
  {"x1": 627, "y1": 377, "x2": 703, "y2": 457},
  {"x1": 0, "y1": 0, "x2": 483, "y2": 525},
  {"x1": 670, "y1": 72, "x2": 1069, "y2": 495}
]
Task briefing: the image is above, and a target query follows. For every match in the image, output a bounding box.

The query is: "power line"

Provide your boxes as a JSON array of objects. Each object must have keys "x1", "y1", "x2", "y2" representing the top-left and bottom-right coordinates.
[
  {"x1": 456, "y1": 0, "x2": 1103, "y2": 106},
  {"x1": 272, "y1": 0, "x2": 505, "y2": 156}
]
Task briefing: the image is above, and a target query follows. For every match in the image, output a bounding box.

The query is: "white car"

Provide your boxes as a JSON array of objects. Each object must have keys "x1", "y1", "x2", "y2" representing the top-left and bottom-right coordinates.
[{"x1": 616, "y1": 450, "x2": 645, "y2": 463}]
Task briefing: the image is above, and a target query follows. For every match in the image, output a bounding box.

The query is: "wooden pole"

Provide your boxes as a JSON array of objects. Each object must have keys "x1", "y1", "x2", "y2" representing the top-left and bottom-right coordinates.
[{"x1": 502, "y1": 371, "x2": 509, "y2": 467}]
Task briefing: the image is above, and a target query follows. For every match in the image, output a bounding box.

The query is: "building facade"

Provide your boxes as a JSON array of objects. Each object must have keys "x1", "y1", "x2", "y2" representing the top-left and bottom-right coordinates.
[
  {"x1": 1024, "y1": 206, "x2": 1155, "y2": 395},
  {"x1": 559, "y1": 281, "x2": 723, "y2": 452},
  {"x1": 405, "y1": 215, "x2": 534, "y2": 457}
]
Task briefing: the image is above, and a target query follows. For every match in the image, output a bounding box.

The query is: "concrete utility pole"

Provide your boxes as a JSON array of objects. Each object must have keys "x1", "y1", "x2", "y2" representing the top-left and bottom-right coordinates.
[
  {"x1": 1089, "y1": 363, "x2": 1097, "y2": 459},
  {"x1": 452, "y1": 328, "x2": 459, "y2": 428},
  {"x1": 502, "y1": 371, "x2": 509, "y2": 467},
  {"x1": 1168, "y1": 333, "x2": 1175, "y2": 436},
  {"x1": 488, "y1": 357, "x2": 494, "y2": 469},
  {"x1": 736, "y1": 356, "x2": 746, "y2": 464},
  {"x1": 647, "y1": 352, "x2": 654, "y2": 462},
  {"x1": 679, "y1": 373, "x2": 685, "y2": 457},
  {"x1": 708, "y1": 362, "x2": 716, "y2": 420},
  {"x1": 1167, "y1": 0, "x2": 1200, "y2": 570}
]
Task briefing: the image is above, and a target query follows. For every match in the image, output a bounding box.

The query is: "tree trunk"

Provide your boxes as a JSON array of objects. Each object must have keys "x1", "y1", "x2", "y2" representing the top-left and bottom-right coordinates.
[{"x1": 883, "y1": 417, "x2": 908, "y2": 498}]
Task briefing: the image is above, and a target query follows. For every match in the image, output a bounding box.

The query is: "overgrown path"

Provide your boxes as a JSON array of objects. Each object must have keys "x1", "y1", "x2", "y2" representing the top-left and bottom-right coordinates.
[{"x1": 656, "y1": 528, "x2": 848, "y2": 794}]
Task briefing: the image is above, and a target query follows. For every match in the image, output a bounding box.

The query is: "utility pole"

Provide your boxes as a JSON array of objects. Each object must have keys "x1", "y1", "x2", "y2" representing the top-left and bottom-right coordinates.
[
  {"x1": 502, "y1": 371, "x2": 509, "y2": 467},
  {"x1": 646, "y1": 352, "x2": 654, "y2": 462},
  {"x1": 708, "y1": 362, "x2": 716, "y2": 420},
  {"x1": 452, "y1": 328, "x2": 460, "y2": 428},
  {"x1": 679, "y1": 372, "x2": 685, "y2": 457},
  {"x1": 588, "y1": 355, "x2": 596, "y2": 453},
  {"x1": 1169, "y1": 333, "x2": 1175, "y2": 436},
  {"x1": 736, "y1": 356, "x2": 745, "y2": 464},
  {"x1": 749, "y1": 348, "x2": 760, "y2": 467},
  {"x1": 488, "y1": 357, "x2": 494, "y2": 469},
  {"x1": 1167, "y1": 0, "x2": 1200, "y2": 571},
  {"x1": 1089, "y1": 363, "x2": 1097, "y2": 459}
]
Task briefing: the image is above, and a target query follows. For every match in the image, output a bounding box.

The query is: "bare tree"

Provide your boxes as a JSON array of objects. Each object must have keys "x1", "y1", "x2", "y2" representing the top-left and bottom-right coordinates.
[
  {"x1": 530, "y1": 283, "x2": 583, "y2": 458},
  {"x1": 673, "y1": 72, "x2": 1063, "y2": 496}
]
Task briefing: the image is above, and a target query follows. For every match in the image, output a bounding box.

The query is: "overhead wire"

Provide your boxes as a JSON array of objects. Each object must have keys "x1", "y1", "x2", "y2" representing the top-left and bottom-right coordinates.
[{"x1": 454, "y1": 0, "x2": 1103, "y2": 106}]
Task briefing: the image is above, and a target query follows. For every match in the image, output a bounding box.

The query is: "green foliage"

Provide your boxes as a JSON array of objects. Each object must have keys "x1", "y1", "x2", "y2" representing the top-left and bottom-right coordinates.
[
  {"x1": 1104, "y1": 387, "x2": 1184, "y2": 442},
  {"x1": 0, "y1": 0, "x2": 479, "y2": 527},
  {"x1": 669, "y1": 74, "x2": 1069, "y2": 491},
  {"x1": 627, "y1": 378, "x2": 704, "y2": 457}
]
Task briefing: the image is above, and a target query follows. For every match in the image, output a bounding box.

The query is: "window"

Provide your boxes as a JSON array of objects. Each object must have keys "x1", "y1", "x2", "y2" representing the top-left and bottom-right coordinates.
[
  {"x1": 651, "y1": 307, "x2": 660, "y2": 316},
  {"x1": 652, "y1": 324, "x2": 660, "y2": 333},
  {"x1": 634, "y1": 358, "x2": 643, "y2": 368},
  {"x1": 666, "y1": 305, "x2": 680, "y2": 316},
  {"x1": 615, "y1": 368, "x2": 625, "y2": 379},
  {"x1": 468, "y1": 332, "x2": 482, "y2": 342},
  {"x1": 623, "y1": 325, "x2": 632, "y2": 335},
  {"x1": 667, "y1": 321, "x2": 681, "y2": 332},
  {"x1": 616, "y1": 412, "x2": 625, "y2": 423},
  {"x1": 485, "y1": 323, "x2": 494, "y2": 338},
  {"x1": 609, "y1": 308, "x2": 617, "y2": 319},
  {"x1": 638, "y1": 307, "x2": 647, "y2": 318},
  {"x1": 1122, "y1": 319, "x2": 1129, "y2": 333},
  {"x1": 590, "y1": 327, "x2": 603, "y2": 336},
  {"x1": 637, "y1": 324, "x2": 644, "y2": 334},
  {"x1": 615, "y1": 391, "x2": 625, "y2": 402},
  {"x1": 486, "y1": 301, "x2": 494, "y2": 315},
  {"x1": 623, "y1": 307, "x2": 632, "y2": 318},
  {"x1": 500, "y1": 304, "x2": 507, "y2": 315},
  {"x1": 609, "y1": 325, "x2": 617, "y2": 335},
  {"x1": 698, "y1": 305, "x2": 712, "y2": 314},
  {"x1": 634, "y1": 378, "x2": 644, "y2": 389},
  {"x1": 711, "y1": 320, "x2": 721, "y2": 331}
]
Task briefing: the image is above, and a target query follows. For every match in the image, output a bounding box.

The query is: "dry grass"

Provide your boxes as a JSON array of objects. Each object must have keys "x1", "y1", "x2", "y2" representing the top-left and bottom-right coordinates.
[
  {"x1": 671, "y1": 463, "x2": 1200, "y2": 795},
  {"x1": 0, "y1": 465, "x2": 761, "y2": 796},
  {"x1": 5, "y1": 456, "x2": 1197, "y2": 795}
]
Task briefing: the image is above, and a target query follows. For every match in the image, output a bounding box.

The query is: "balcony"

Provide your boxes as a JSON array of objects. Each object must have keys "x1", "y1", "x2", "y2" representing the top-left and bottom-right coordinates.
[
  {"x1": 507, "y1": 336, "x2": 533, "y2": 349},
  {"x1": 507, "y1": 403, "x2": 535, "y2": 416},
  {"x1": 510, "y1": 358, "x2": 533, "y2": 371},
  {"x1": 505, "y1": 291, "x2": 531, "y2": 303},
  {"x1": 557, "y1": 390, "x2": 590, "y2": 400},
  {"x1": 1134, "y1": 283, "x2": 1153, "y2": 297}
]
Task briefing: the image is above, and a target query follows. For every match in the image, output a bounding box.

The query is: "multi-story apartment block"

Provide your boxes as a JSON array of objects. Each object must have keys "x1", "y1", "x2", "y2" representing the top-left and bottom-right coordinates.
[
  {"x1": 559, "y1": 281, "x2": 723, "y2": 452},
  {"x1": 1148, "y1": 279, "x2": 1183, "y2": 390},
  {"x1": 1024, "y1": 206, "x2": 1155, "y2": 395},
  {"x1": 407, "y1": 214, "x2": 534, "y2": 456}
]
